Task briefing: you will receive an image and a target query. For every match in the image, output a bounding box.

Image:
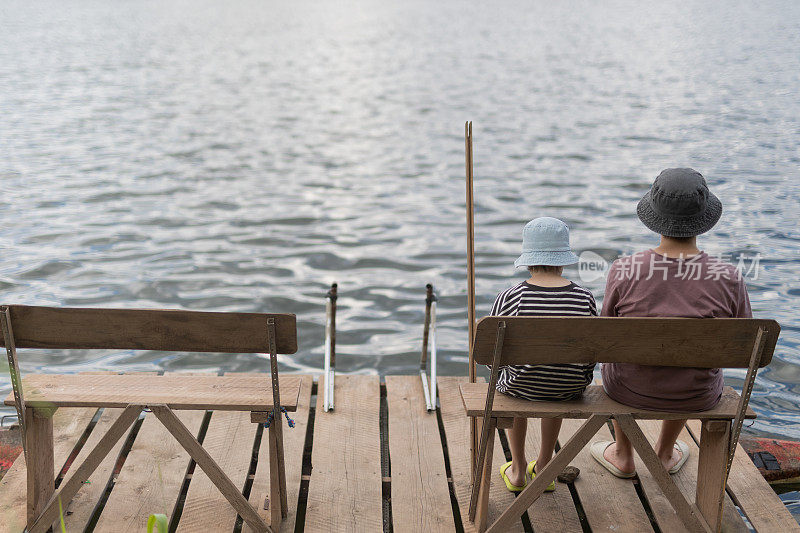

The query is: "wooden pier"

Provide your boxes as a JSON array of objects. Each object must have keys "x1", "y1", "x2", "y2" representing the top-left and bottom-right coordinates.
[{"x1": 0, "y1": 373, "x2": 797, "y2": 532}]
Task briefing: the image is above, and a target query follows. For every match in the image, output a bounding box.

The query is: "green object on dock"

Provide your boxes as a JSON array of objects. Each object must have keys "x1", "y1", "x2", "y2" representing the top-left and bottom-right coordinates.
[{"x1": 147, "y1": 513, "x2": 168, "y2": 533}]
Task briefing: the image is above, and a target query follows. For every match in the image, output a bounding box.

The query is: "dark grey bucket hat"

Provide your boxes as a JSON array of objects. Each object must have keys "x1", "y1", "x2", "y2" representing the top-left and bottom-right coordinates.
[{"x1": 637, "y1": 168, "x2": 723, "y2": 238}]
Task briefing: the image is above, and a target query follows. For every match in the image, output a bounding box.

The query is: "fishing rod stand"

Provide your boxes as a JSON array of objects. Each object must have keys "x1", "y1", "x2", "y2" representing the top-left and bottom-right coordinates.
[
  {"x1": 322, "y1": 283, "x2": 337, "y2": 412},
  {"x1": 420, "y1": 284, "x2": 438, "y2": 411}
]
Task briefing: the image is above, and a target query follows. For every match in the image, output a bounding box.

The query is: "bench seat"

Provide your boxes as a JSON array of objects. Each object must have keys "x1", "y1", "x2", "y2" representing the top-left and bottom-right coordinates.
[
  {"x1": 4, "y1": 374, "x2": 302, "y2": 412},
  {"x1": 460, "y1": 383, "x2": 755, "y2": 420}
]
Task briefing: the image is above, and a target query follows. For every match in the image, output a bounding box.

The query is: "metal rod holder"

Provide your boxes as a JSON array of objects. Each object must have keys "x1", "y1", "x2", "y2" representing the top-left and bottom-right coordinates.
[
  {"x1": 420, "y1": 284, "x2": 438, "y2": 411},
  {"x1": 323, "y1": 283, "x2": 337, "y2": 412}
]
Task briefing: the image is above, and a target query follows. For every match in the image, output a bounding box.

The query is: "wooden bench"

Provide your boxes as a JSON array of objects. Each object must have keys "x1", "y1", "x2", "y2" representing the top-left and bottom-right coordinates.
[
  {"x1": 461, "y1": 316, "x2": 780, "y2": 533},
  {"x1": 0, "y1": 305, "x2": 301, "y2": 533}
]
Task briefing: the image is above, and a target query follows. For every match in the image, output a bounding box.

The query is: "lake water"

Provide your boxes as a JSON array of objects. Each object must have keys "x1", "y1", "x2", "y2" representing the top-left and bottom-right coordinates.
[{"x1": 1, "y1": 0, "x2": 799, "y2": 447}]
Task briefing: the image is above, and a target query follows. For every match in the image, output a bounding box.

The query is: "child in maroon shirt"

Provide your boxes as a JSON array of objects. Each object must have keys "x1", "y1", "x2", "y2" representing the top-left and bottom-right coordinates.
[{"x1": 591, "y1": 168, "x2": 752, "y2": 478}]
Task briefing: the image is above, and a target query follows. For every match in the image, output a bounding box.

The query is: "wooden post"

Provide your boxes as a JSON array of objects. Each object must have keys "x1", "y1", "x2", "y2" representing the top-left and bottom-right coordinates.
[
  {"x1": 474, "y1": 418, "x2": 496, "y2": 533},
  {"x1": 696, "y1": 420, "x2": 732, "y2": 533},
  {"x1": 268, "y1": 423, "x2": 283, "y2": 529},
  {"x1": 465, "y1": 121, "x2": 478, "y2": 477},
  {"x1": 26, "y1": 407, "x2": 54, "y2": 528}
]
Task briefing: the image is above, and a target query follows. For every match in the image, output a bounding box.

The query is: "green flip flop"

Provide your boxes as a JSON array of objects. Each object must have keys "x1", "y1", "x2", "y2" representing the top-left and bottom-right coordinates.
[
  {"x1": 499, "y1": 461, "x2": 527, "y2": 492},
  {"x1": 527, "y1": 460, "x2": 556, "y2": 492}
]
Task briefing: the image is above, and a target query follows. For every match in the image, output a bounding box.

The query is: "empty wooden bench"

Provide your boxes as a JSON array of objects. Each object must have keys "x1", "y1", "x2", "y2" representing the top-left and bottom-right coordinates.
[
  {"x1": 461, "y1": 316, "x2": 779, "y2": 533},
  {"x1": 0, "y1": 305, "x2": 301, "y2": 533}
]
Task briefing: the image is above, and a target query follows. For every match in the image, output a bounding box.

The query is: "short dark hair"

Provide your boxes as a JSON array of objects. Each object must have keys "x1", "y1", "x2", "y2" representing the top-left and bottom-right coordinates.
[
  {"x1": 662, "y1": 235, "x2": 696, "y2": 243},
  {"x1": 527, "y1": 265, "x2": 563, "y2": 275}
]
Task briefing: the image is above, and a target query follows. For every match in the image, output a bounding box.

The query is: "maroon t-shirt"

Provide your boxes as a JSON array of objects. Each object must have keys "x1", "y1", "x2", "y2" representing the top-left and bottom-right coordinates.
[{"x1": 601, "y1": 249, "x2": 752, "y2": 411}]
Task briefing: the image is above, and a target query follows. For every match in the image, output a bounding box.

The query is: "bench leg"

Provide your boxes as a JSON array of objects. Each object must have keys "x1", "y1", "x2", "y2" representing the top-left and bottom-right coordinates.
[
  {"x1": 26, "y1": 407, "x2": 54, "y2": 528},
  {"x1": 268, "y1": 422, "x2": 283, "y2": 531},
  {"x1": 486, "y1": 414, "x2": 608, "y2": 533},
  {"x1": 475, "y1": 419, "x2": 496, "y2": 532},
  {"x1": 151, "y1": 405, "x2": 272, "y2": 533},
  {"x1": 615, "y1": 415, "x2": 711, "y2": 533},
  {"x1": 28, "y1": 405, "x2": 141, "y2": 533},
  {"x1": 696, "y1": 420, "x2": 731, "y2": 533}
]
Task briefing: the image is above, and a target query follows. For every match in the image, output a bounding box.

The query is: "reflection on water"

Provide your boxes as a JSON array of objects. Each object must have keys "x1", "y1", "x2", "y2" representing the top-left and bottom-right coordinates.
[{"x1": 1, "y1": 0, "x2": 799, "y2": 438}]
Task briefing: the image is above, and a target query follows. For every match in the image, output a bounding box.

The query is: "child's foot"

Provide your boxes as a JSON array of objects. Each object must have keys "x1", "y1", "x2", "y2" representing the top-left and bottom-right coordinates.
[
  {"x1": 506, "y1": 462, "x2": 526, "y2": 487},
  {"x1": 658, "y1": 440, "x2": 690, "y2": 474},
  {"x1": 499, "y1": 461, "x2": 527, "y2": 492},
  {"x1": 590, "y1": 441, "x2": 636, "y2": 478},
  {"x1": 527, "y1": 461, "x2": 556, "y2": 491},
  {"x1": 604, "y1": 442, "x2": 636, "y2": 475}
]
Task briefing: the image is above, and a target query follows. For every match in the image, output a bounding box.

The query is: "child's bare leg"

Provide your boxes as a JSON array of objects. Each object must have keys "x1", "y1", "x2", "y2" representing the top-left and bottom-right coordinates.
[
  {"x1": 536, "y1": 417, "x2": 563, "y2": 470},
  {"x1": 604, "y1": 419, "x2": 636, "y2": 474},
  {"x1": 506, "y1": 417, "x2": 528, "y2": 486},
  {"x1": 655, "y1": 419, "x2": 687, "y2": 471}
]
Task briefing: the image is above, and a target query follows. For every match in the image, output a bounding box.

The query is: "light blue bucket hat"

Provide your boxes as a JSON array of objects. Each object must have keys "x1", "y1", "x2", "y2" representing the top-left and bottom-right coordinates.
[{"x1": 514, "y1": 217, "x2": 579, "y2": 268}]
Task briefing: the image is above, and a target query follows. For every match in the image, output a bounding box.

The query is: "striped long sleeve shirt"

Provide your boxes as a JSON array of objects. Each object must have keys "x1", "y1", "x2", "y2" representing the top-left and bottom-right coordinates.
[{"x1": 490, "y1": 281, "x2": 597, "y2": 401}]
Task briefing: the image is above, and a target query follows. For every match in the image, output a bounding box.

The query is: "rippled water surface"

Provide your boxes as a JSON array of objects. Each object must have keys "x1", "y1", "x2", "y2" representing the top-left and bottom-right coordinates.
[{"x1": 2, "y1": 0, "x2": 799, "y2": 439}]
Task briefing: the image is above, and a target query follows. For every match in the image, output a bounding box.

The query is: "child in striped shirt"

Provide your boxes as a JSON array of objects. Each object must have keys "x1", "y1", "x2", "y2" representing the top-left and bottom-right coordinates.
[{"x1": 493, "y1": 217, "x2": 597, "y2": 493}]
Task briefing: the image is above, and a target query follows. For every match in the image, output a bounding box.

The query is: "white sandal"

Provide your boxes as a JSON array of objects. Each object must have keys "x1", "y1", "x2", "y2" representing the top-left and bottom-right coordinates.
[
  {"x1": 669, "y1": 440, "x2": 690, "y2": 474},
  {"x1": 590, "y1": 441, "x2": 636, "y2": 479}
]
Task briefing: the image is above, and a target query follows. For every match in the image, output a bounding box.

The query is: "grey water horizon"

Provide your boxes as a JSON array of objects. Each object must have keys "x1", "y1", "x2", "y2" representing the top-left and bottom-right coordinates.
[{"x1": 2, "y1": 0, "x2": 799, "y2": 460}]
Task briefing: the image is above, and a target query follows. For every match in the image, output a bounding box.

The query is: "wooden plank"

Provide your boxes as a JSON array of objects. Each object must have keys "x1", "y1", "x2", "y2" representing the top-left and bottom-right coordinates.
[
  {"x1": 175, "y1": 371, "x2": 261, "y2": 532},
  {"x1": 0, "y1": 406, "x2": 97, "y2": 533},
  {"x1": 634, "y1": 420, "x2": 747, "y2": 533},
  {"x1": 5, "y1": 374, "x2": 301, "y2": 411},
  {"x1": 437, "y1": 376, "x2": 525, "y2": 533},
  {"x1": 93, "y1": 373, "x2": 207, "y2": 532},
  {"x1": 304, "y1": 375, "x2": 382, "y2": 532},
  {"x1": 0, "y1": 305, "x2": 297, "y2": 354},
  {"x1": 62, "y1": 372, "x2": 158, "y2": 531},
  {"x1": 522, "y1": 417, "x2": 583, "y2": 531},
  {"x1": 385, "y1": 375, "x2": 456, "y2": 533},
  {"x1": 461, "y1": 384, "x2": 754, "y2": 420},
  {"x1": 472, "y1": 317, "x2": 779, "y2": 368},
  {"x1": 686, "y1": 420, "x2": 800, "y2": 532},
  {"x1": 560, "y1": 417, "x2": 654, "y2": 532},
  {"x1": 244, "y1": 375, "x2": 312, "y2": 533}
]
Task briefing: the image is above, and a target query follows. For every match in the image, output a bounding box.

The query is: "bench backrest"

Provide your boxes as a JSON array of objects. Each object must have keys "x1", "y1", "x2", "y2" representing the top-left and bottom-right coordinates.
[
  {"x1": 0, "y1": 305, "x2": 297, "y2": 354},
  {"x1": 473, "y1": 317, "x2": 779, "y2": 368}
]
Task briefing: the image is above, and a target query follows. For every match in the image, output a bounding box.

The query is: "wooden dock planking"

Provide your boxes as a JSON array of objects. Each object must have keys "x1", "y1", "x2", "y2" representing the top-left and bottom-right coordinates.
[
  {"x1": 560, "y1": 418, "x2": 654, "y2": 532},
  {"x1": 686, "y1": 420, "x2": 800, "y2": 532},
  {"x1": 62, "y1": 372, "x2": 159, "y2": 531},
  {"x1": 175, "y1": 372, "x2": 261, "y2": 533},
  {"x1": 2, "y1": 374, "x2": 797, "y2": 533},
  {"x1": 437, "y1": 376, "x2": 525, "y2": 533},
  {"x1": 243, "y1": 374, "x2": 313, "y2": 533},
  {"x1": 522, "y1": 417, "x2": 584, "y2": 531},
  {"x1": 93, "y1": 372, "x2": 208, "y2": 532},
  {"x1": 633, "y1": 420, "x2": 747, "y2": 532},
  {"x1": 304, "y1": 374, "x2": 383, "y2": 532},
  {"x1": 386, "y1": 375, "x2": 456, "y2": 533}
]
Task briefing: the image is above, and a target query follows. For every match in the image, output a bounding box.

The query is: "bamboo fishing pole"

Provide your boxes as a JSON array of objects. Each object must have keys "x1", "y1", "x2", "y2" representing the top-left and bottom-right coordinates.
[{"x1": 465, "y1": 121, "x2": 478, "y2": 477}]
